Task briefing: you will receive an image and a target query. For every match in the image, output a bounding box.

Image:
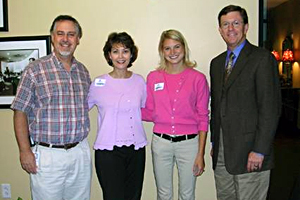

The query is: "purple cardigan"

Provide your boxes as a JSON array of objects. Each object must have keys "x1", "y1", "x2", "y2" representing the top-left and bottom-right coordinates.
[
  {"x1": 88, "y1": 73, "x2": 147, "y2": 150},
  {"x1": 142, "y1": 68, "x2": 209, "y2": 135}
]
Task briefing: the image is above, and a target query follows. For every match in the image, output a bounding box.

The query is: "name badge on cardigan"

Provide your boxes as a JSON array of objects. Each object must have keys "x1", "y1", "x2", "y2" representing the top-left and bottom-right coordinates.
[
  {"x1": 154, "y1": 82, "x2": 164, "y2": 91},
  {"x1": 95, "y1": 78, "x2": 106, "y2": 87}
]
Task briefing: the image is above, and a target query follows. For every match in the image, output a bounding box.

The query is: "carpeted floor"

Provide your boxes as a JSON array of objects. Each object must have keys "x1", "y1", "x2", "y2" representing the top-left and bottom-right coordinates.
[{"x1": 267, "y1": 117, "x2": 300, "y2": 200}]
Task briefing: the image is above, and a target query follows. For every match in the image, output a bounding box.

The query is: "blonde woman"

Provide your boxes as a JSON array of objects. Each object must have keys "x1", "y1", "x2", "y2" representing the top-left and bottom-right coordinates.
[{"x1": 142, "y1": 29, "x2": 209, "y2": 200}]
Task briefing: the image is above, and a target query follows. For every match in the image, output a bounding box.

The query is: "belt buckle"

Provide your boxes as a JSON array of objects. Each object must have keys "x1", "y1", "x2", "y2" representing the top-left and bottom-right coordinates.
[
  {"x1": 171, "y1": 136, "x2": 180, "y2": 142},
  {"x1": 63, "y1": 142, "x2": 78, "y2": 150},
  {"x1": 63, "y1": 143, "x2": 74, "y2": 150},
  {"x1": 63, "y1": 143, "x2": 73, "y2": 150},
  {"x1": 63, "y1": 144, "x2": 69, "y2": 150}
]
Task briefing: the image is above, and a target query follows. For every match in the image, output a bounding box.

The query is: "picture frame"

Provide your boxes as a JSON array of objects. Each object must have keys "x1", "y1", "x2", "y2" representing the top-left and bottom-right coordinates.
[
  {"x1": 0, "y1": 0, "x2": 8, "y2": 31},
  {"x1": 0, "y1": 35, "x2": 51, "y2": 108}
]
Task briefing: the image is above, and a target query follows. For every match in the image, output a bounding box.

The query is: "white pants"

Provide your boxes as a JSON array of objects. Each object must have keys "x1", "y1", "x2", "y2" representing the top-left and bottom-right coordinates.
[
  {"x1": 30, "y1": 138, "x2": 92, "y2": 200},
  {"x1": 151, "y1": 134, "x2": 199, "y2": 200}
]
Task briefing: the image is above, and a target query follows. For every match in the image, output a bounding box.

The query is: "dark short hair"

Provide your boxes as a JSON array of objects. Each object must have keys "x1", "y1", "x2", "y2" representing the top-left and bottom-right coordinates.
[
  {"x1": 218, "y1": 5, "x2": 248, "y2": 26},
  {"x1": 50, "y1": 15, "x2": 82, "y2": 38},
  {"x1": 103, "y1": 32, "x2": 138, "y2": 68}
]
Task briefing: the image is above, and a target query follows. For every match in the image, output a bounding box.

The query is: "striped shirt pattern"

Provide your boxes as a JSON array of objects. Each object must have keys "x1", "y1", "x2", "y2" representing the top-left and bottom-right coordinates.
[{"x1": 11, "y1": 53, "x2": 91, "y2": 144}]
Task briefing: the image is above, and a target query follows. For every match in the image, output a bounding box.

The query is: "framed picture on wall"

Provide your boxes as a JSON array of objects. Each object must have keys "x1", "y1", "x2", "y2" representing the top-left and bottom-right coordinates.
[
  {"x1": 0, "y1": 35, "x2": 51, "y2": 108},
  {"x1": 0, "y1": 0, "x2": 8, "y2": 31}
]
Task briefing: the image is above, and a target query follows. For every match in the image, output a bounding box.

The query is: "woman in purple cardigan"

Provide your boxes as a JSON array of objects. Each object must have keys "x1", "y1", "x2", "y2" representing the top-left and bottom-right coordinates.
[
  {"x1": 142, "y1": 29, "x2": 209, "y2": 200},
  {"x1": 88, "y1": 32, "x2": 147, "y2": 200}
]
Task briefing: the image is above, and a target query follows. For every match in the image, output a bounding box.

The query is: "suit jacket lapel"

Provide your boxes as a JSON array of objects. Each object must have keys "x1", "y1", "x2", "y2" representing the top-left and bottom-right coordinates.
[
  {"x1": 218, "y1": 53, "x2": 227, "y2": 84},
  {"x1": 214, "y1": 52, "x2": 227, "y2": 102},
  {"x1": 224, "y1": 40, "x2": 252, "y2": 88}
]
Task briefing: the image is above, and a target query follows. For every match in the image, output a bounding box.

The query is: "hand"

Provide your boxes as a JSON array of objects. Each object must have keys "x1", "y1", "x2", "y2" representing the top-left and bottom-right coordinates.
[
  {"x1": 20, "y1": 150, "x2": 37, "y2": 174},
  {"x1": 247, "y1": 151, "x2": 264, "y2": 172},
  {"x1": 193, "y1": 153, "x2": 205, "y2": 177}
]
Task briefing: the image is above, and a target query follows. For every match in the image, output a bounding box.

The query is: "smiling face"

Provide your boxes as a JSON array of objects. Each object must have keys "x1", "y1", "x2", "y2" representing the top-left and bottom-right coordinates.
[
  {"x1": 51, "y1": 20, "x2": 80, "y2": 59},
  {"x1": 109, "y1": 43, "x2": 131, "y2": 70},
  {"x1": 162, "y1": 38, "x2": 185, "y2": 67},
  {"x1": 219, "y1": 11, "x2": 248, "y2": 51}
]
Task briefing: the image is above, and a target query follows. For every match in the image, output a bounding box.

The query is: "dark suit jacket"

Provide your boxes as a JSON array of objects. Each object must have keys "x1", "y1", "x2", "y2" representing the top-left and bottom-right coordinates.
[{"x1": 210, "y1": 40, "x2": 281, "y2": 175}]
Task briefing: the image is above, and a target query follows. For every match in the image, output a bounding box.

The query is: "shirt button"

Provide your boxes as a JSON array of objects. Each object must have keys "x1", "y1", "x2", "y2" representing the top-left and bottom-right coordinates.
[
  {"x1": 176, "y1": 90, "x2": 179, "y2": 93},
  {"x1": 171, "y1": 116, "x2": 174, "y2": 119},
  {"x1": 127, "y1": 100, "x2": 131, "y2": 102},
  {"x1": 173, "y1": 108, "x2": 176, "y2": 111},
  {"x1": 172, "y1": 126, "x2": 175, "y2": 129},
  {"x1": 130, "y1": 117, "x2": 133, "y2": 119},
  {"x1": 174, "y1": 99, "x2": 177, "y2": 102}
]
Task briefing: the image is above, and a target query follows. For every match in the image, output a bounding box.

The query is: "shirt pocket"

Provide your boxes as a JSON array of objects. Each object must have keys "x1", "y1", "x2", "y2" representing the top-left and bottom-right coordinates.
[{"x1": 36, "y1": 79, "x2": 64, "y2": 106}]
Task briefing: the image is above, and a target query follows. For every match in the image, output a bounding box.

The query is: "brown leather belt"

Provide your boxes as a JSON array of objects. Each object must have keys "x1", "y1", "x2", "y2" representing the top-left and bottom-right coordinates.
[
  {"x1": 37, "y1": 142, "x2": 79, "y2": 150},
  {"x1": 154, "y1": 132, "x2": 197, "y2": 142}
]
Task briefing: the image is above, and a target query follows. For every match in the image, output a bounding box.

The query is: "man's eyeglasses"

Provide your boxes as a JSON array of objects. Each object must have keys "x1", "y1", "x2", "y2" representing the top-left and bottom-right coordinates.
[{"x1": 220, "y1": 20, "x2": 243, "y2": 29}]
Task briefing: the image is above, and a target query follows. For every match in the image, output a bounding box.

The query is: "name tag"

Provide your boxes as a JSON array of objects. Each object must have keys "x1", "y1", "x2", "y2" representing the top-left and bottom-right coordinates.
[
  {"x1": 95, "y1": 78, "x2": 106, "y2": 87},
  {"x1": 154, "y1": 83, "x2": 164, "y2": 91}
]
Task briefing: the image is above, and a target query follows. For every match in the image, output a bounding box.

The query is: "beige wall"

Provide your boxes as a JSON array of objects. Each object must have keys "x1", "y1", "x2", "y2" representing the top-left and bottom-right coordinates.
[{"x1": 0, "y1": 0, "x2": 258, "y2": 199}]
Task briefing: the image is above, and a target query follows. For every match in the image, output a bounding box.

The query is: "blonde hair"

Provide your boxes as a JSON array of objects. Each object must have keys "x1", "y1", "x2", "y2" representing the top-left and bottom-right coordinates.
[{"x1": 157, "y1": 29, "x2": 196, "y2": 70}]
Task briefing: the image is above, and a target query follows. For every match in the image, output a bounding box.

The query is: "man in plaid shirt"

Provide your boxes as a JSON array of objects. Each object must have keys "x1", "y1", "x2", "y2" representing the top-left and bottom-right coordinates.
[{"x1": 11, "y1": 15, "x2": 92, "y2": 200}]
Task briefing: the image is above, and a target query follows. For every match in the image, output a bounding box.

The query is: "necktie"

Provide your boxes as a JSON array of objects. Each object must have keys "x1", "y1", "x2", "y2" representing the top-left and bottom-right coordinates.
[{"x1": 224, "y1": 52, "x2": 235, "y2": 82}]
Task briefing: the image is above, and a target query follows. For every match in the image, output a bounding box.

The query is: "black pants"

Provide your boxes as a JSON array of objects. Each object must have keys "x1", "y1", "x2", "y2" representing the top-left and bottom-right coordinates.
[{"x1": 95, "y1": 145, "x2": 146, "y2": 200}]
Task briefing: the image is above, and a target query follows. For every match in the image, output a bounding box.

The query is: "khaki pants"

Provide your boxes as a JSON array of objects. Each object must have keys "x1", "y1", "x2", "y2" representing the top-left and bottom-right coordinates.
[
  {"x1": 214, "y1": 131, "x2": 270, "y2": 200},
  {"x1": 151, "y1": 134, "x2": 199, "y2": 200}
]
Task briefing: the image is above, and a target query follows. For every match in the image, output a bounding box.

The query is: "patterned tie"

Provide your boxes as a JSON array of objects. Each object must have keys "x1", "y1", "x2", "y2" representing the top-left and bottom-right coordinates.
[{"x1": 224, "y1": 52, "x2": 235, "y2": 82}]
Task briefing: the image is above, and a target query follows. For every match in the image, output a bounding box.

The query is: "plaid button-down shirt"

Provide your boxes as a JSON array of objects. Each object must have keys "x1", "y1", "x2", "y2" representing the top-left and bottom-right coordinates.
[{"x1": 11, "y1": 53, "x2": 91, "y2": 144}]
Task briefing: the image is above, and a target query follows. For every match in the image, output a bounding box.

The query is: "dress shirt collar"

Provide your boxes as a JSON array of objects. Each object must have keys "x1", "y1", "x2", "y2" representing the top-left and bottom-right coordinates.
[{"x1": 226, "y1": 40, "x2": 247, "y2": 66}]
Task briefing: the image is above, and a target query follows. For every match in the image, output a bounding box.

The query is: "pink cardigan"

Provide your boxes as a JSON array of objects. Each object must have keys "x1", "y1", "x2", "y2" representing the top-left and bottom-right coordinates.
[{"x1": 142, "y1": 68, "x2": 209, "y2": 135}]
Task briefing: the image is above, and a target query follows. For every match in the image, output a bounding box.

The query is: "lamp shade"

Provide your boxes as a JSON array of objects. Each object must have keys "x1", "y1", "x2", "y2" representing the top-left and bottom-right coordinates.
[
  {"x1": 271, "y1": 50, "x2": 280, "y2": 61},
  {"x1": 282, "y1": 49, "x2": 294, "y2": 62}
]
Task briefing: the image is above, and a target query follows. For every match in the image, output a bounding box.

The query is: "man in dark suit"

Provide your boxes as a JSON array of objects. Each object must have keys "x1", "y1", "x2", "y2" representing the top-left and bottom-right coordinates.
[{"x1": 210, "y1": 5, "x2": 281, "y2": 200}]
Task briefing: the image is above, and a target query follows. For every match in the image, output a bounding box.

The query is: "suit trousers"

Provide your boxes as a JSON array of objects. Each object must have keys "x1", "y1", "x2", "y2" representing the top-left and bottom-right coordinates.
[
  {"x1": 30, "y1": 138, "x2": 92, "y2": 200},
  {"x1": 95, "y1": 145, "x2": 145, "y2": 200},
  {"x1": 151, "y1": 134, "x2": 199, "y2": 200},
  {"x1": 214, "y1": 130, "x2": 270, "y2": 200}
]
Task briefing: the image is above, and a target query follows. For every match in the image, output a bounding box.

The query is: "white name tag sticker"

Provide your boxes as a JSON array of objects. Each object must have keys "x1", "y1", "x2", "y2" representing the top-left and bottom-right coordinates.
[
  {"x1": 95, "y1": 78, "x2": 106, "y2": 87},
  {"x1": 154, "y1": 83, "x2": 164, "y2": 91}
]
